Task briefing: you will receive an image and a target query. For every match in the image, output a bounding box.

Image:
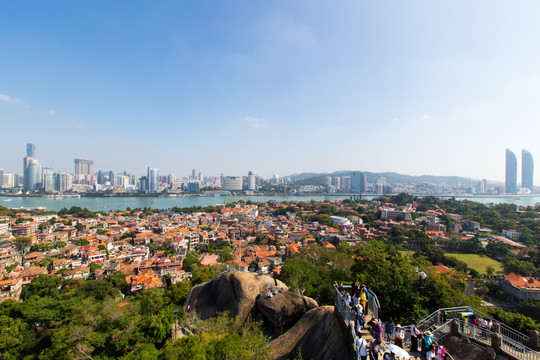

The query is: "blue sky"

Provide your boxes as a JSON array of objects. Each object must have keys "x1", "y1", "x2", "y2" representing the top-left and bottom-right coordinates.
[{"x1": 1, "y1": 1, "x2": 540, "y2": 183}]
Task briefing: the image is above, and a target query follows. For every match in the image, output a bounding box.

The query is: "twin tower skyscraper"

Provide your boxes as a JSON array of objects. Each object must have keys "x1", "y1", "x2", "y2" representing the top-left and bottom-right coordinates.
[{"x1": 506, "y1": 149, "x2": 534, "y2": 194}]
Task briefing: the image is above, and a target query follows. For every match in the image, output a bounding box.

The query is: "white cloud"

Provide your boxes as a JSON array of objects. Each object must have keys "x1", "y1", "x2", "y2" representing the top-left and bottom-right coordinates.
[
  {"x1": 0, "y1": 93, "x2": 24, "y2": 105},
  {"x1": 244, "y1": 116, "x2": 268, "y2": 128},
  {"x1": 419, "y1": 114, "x2": 432, "y2": 121},
  {"x1": 49, "y1": 110, "x2": 57, "y2": 116},
  {"x1": 392, "y1": 118, "x2": 399, "y2": 123}
]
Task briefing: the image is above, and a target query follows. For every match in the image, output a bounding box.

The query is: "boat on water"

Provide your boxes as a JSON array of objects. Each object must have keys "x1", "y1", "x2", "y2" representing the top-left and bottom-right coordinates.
[{"x1": 3, "y1": 199, "x2": 11, "y2": 202}]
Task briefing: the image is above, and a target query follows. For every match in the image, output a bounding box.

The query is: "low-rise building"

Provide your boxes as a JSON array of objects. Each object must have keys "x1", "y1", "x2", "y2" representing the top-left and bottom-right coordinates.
[
  {"x1": 502, "y1": 229, "x2": 522, "y2": 240},
  {"x1": 499, "y1": 273, "x2": 540, "y2": 301}
]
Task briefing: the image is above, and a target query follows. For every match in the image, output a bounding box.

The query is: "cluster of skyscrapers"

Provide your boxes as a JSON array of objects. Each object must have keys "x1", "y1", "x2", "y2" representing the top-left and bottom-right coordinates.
[
  {"x1": 2, "y1": 143, "x2": 535, "y2": 196},
  {"x1": 505, "y1": 149, "x2": 534, "y2": 194}
]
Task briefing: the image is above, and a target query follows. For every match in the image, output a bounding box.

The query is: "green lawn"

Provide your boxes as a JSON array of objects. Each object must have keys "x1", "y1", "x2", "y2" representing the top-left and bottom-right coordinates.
[
  {"x1": 445, "y1": 253, "x2": 503, "y2": 275},
  {"x1": 398, "y1": 251, "x2": 503, "y2": 275}
]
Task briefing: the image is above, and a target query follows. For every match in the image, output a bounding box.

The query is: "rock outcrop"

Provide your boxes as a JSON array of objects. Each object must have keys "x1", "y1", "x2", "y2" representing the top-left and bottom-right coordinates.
[
  {"x1": 269, "y1": 306, "x2": 353, "y2": 360},
  {"x1": 186, "y1": 271, "x2": 350, "y2": 360},
  {"x1": 257, "y1": 289, "x2": 318, "y2": 333},
  {"x1": 186, "y1": 271, "x2": 288, "y2": 322},
  {"x1": 440, "y1": 335, "x2": 498, "y2": 360}
]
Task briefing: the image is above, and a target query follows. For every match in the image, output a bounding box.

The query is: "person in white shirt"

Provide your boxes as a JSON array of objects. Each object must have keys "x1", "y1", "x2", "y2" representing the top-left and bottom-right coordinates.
[
  {"x1": 410, "y1": 321, "x2": 422, "y2": 352},
  {"x1": 355, "y1": 331, "x2": 368, "y2": 360},
  {"x1": 393, "y1": 324, "x2": 404, "y2": 348}
]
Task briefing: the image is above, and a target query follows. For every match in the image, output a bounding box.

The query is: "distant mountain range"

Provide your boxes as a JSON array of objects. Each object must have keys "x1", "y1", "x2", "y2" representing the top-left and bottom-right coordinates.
[{"x1": 287, "y1": 171, "x2": 502, "y2": 186}]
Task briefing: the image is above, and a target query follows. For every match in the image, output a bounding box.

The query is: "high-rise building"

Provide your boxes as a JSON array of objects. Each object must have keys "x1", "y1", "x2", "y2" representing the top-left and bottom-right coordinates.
[
  {"x1": 351, "y1": 172, "x2": 366, "y2": 194},
  {"x1": 505, "y1": 149, "x2": 518, "y2": 194},
  {"x1": 55, "y1": 172, "x2": 73, "y2": 192},
  {"x1": 108, "y1": 171, "x2": 116, "y2": 186},
  {"x1": 147, "y1": 167, "x2": 159, "y2": 193},
  {"x1": 0, "y1": 169, "x2": 3, "y2": 188},
  {"x1": 41, "y1": 167, "x2": 54, "y2": 192},
  {"x1": 247, "y1": 171, "x2": 256, "y2": 191},
  {"x1": 25, "y1": 159, "x2": 40, "y2": 191},
  {"x1": 74, "y1": 159, "x2": 94, "y2": 184},
  {"x1": 187, "y1": 182, "x2": 200, "y2": 193},
  {"x1": 223, "y1": 176, "x2": 243, "y2": 191},
  {"x1": 342, "y1": 176, "x2": 351, "y2": 191},
  {"x1": 522, "y1": 149, "x2": 534, "y2": 193},
  {"x1": 23, "y1": 143, "x2": 41, "y2": 192},
  {"x1": 192, "y1": 169, "x2": 196, "y2": 180},
  {"x1": 97, "y1": 170, "x2": 105, "y2": 185},
  {"x1": 332, "y1": 176, "x2": 341, "y2": 190},
  {"x1": 26, "y1": 143, "x2": 35, "y2": 157},
  {"x1": 74, "y1": 159, "x2": 94, "y2": 176},
  {"x1": 2, "y1": 173, "x2": 15, "y2": 188}
]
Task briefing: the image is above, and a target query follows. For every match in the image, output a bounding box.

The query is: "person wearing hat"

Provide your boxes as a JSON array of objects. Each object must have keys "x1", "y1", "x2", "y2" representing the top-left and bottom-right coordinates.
[
  {"x1": 355, "y1": 303, "x2": 365, "y2": 332},
  {"x1": 423, "y1": 330, "x2": 436, "y2": 358},
  {"x1": 393, "y1": 324, "x2": 404, "y2": 348}
]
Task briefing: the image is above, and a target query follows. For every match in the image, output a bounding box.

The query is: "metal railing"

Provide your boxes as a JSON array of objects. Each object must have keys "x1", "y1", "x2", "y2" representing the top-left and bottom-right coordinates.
[
  {"x1": 367, "y1": 289, "x2": 380, "y2": 320},
  {"x1": 432, "y1": 320, "x2": 455, "y2": 360},
  {"x1": 440, "y1": 306, "x2": 529, "y2": 346},
  {"x1": 458, "y1": 319, "x2": 492, "y2": 346},
  {"x1": 334, "y1": 284, "x2": 382, "y2": 358},
  {"x1": 402, "y1": 306, "x2": 540, "y2": 360},
  {"x1": 333, "y1": 285, "x2": 356, "y2": 346}
]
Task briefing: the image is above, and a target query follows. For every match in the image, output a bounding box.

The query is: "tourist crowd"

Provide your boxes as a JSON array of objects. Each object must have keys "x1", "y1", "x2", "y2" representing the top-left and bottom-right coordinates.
[{"x1": 338, "y1": 282, "x2": 449, "y2": 360}]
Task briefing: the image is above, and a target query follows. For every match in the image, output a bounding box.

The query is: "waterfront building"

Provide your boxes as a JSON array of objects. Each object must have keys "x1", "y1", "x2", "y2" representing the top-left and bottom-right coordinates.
[
  {"x1": 247, "y1": 171, "x2": 256, "y2": 191},
  {"x1": 147, "y1": 167, "x2": 159, "y2": 193},
  {"x1": 2, "y1": 173, "x2": 15, "y2": 188},
  {"x1": 23, "y1": 143, "x2": 41, "y2": 192},
  {"x1": 74, "y1": 159, "x2": 94, "y2": 184},
  {"x1": 187, "y1": 182, "x2": 200, "y2": 193},
  {"x1": 26, "y1": 143, "x2": 35, "y2": 158},
  {"x1": 332, "y1": 176, "x2": 341, "y2": 190},
  {"x1": 342, "y1": 176, "x2": 351, "y2": 191},
  {"x1": 223, "y1": 176, "x2": 243, "y2": 191},
  {"x1": 97, "y1": 171, "x2": 105, "y2": 185},
  {"x1": 505, "y1": 149, "x2": 518, "y2": 194},
  {"x1": 25, "y1": 159, "x2": 40, "y2": 191},
  {"x1": 55, "y1": 172, "x2": 73, "y2": 192},
  {"x1": 108, "y1": 171, "x2": 116, "y2": 186},
  {"x1": 41, "y1": 168, "x2": 55, "y2": 193},
  {"x1": 138, "y1": 176, "x2": 148, "y2": 193},
  {"x1": 351, "y1": 172, "x2": 366, "y2": 194},
  {"x1": 0, "y1": 169, "x2": 3, "y2": 188},
  {"x1": 522, "y1": 149, "x2": 534, "y2": 193}
]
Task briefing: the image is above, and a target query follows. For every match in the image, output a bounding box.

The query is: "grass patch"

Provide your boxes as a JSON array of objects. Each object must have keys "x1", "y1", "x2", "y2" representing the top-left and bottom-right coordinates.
[
  {"x1": 445, "y1": 253, "x2": 503, "y2": 275},
  {"x1": 399, "y1": 250, "x2": 503, "y2": 275}
]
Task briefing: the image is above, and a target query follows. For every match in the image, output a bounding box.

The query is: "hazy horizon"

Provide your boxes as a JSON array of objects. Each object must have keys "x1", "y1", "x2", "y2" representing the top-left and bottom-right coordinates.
[{"x1": 1, "y1": 1, "x2": 540, "y2": 184}]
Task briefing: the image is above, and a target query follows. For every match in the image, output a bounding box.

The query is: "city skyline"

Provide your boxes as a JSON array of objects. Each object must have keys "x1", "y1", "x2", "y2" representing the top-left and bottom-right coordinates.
[
  {"x1": 2, "y1": 2, "x2": 540, "y2": 182},
  {"x1": 2, "y1": 142, "x2": 539, "y2": 186}
]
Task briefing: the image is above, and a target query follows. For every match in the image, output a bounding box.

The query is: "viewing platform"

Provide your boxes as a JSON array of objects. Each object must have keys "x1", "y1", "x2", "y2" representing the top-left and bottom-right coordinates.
[{"x1": 333, "y1": 284, "x2": 540, "y2": 360}]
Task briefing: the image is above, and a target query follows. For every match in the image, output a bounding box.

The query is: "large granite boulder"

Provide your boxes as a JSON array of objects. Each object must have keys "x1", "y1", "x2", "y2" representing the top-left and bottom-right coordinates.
[
  {"x1": 269, "y1": 306, "x2": 353, "y2": 360},
  {"x1": 185, "y1": 271, "x2": 288, "y2": 322},
  {"x1": 256, "y1": 289, "x2": 318, "y2": 332}
]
